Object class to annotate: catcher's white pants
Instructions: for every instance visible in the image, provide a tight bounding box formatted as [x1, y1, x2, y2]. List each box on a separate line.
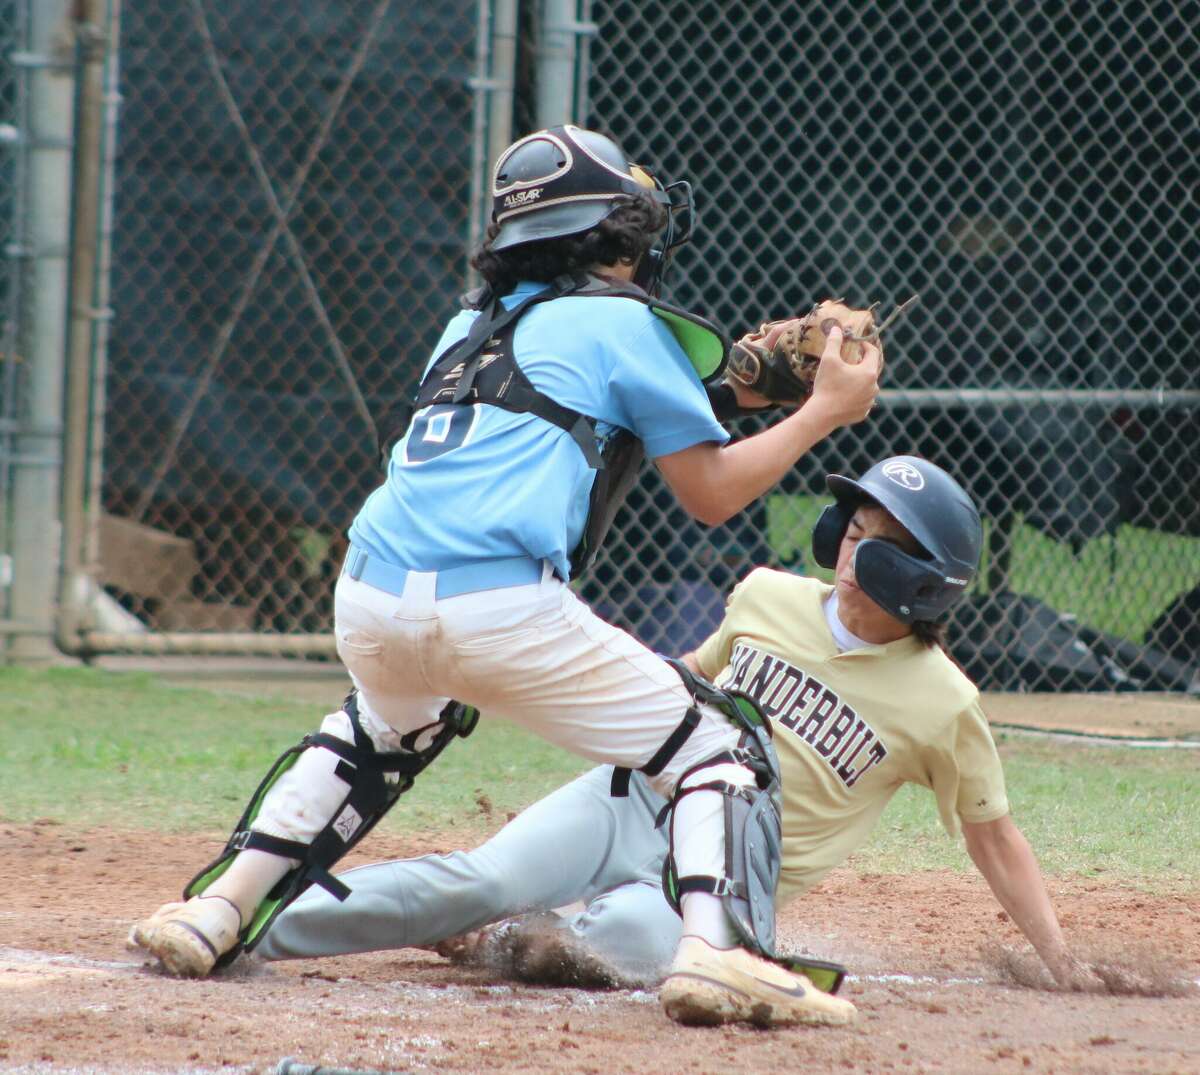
[252, 567, 746, 892]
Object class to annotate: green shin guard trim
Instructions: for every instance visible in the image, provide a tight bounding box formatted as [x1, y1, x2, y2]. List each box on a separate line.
[184, 695, 482, 967]
[777, 954, 848, 996]
[183, 743, 307, 902]
[183, 851, 236, 905]
[719, 777, 782, 957]
[243, 894, 284, 949]
[731, 693, 767, 729]
[179, 741, 311, 968]
[657, 664, 785, 959]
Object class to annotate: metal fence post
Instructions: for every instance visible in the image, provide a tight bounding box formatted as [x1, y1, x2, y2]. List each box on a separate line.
[488, 0, 517, 178]
[468, 0, 517, 278]
[535, 0, 595, 127]
[5, 0, 74, 662]
[0, 2, 30, 631]
[56, 0, 121, 655]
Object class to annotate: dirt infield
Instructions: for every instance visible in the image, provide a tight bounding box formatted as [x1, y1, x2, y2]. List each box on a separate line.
[6, 668, 1199, 1071]
[2, 823, 1197, 1075]
[983, 692, 1200, 742]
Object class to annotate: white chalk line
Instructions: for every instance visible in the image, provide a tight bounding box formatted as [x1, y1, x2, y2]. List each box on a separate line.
[855, 971, 985, 985]
[4, 946, 1197, 992]
[0, 945, 137, 972]
[992, 723, 1200, 750]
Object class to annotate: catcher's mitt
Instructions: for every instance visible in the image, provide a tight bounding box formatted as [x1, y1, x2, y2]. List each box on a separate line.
[726, 296, 917, 405]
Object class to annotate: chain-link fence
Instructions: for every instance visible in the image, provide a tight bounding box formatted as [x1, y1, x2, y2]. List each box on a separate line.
[0, 0, 24, 619]
[580, 0, 1200, 690]
[97, 0, 478, 639]
[36, 0, 1199, 689]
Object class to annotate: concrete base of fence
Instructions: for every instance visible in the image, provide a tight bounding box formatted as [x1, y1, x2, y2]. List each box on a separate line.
[80, 631, 337, 657]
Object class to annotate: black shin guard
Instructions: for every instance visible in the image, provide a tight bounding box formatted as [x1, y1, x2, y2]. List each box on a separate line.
[184, 692, 479, 967]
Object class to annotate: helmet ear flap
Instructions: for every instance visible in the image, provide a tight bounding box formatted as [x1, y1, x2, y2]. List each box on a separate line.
[812, 501, 852, 569]
[853, 541, 943, 623]
[632, 249, 662, 293]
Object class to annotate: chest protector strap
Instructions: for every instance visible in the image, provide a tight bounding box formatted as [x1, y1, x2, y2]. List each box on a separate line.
[416, 279, 603, 469]
[389, 275, 729, 576]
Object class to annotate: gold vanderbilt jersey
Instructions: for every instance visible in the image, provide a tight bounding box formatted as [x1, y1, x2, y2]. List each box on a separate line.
[694, 568, 1009, 903]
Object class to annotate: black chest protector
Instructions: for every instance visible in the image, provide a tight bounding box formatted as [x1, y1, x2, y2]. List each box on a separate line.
[385, 274, 730, 577]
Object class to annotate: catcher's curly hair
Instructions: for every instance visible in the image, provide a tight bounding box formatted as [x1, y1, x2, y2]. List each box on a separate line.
[472, 192, 666, 296]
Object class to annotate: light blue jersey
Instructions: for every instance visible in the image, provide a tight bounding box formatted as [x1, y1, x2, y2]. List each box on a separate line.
[349, 281, 729, 581]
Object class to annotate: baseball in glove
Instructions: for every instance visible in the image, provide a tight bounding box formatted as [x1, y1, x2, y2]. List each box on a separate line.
[726, 296, 918, 405]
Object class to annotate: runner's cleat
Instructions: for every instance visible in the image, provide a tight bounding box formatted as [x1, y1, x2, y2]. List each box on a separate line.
[661, 936, 857, 1028]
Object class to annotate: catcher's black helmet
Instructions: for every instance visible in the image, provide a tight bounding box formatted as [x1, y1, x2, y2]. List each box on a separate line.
[811, 456, 983, 623]
[489, 125, 693, 294]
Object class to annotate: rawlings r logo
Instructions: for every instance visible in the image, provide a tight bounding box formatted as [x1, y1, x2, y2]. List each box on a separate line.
[881, 460, 925, 491]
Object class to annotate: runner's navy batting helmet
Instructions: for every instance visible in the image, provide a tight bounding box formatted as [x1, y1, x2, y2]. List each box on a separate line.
[811, 456, 983, 623]
[488, 125, 693, 294]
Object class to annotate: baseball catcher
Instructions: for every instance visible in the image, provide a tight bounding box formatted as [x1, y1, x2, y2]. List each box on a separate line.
[130, 124, 883, 1029]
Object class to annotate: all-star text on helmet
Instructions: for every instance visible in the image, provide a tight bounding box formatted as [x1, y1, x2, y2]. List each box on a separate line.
[489, 124, 694, 295]
[811, 456, 983, 624]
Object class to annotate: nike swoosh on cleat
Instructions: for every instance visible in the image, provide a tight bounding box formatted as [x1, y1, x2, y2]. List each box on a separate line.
[666, 970, 811, 1001]
[749, 974, 810, 999]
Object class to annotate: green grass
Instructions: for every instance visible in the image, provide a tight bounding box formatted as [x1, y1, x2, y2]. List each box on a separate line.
[0, 667, 588, 834]
[1003, 521, 1200, 642]
[767, 494, 1200, 642]
[2, 668, 1197, 889]
[855, 732, 1200, 888]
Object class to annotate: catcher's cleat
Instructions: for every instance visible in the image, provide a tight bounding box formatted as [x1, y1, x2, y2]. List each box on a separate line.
[127, 895, 242, 978]
[660, 936, 857, 1029]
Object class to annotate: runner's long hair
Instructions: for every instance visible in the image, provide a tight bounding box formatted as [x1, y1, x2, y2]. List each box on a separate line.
[912, 620, 947, 648]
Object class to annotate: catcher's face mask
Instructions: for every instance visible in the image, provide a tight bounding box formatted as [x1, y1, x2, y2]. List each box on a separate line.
[631, 168, 694, 297]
